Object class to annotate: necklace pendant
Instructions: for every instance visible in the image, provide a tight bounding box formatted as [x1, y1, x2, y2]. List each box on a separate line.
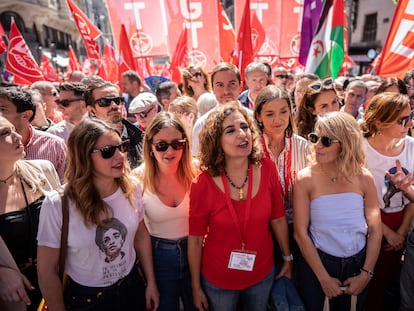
[331, 178, 337, 183]
[239, 188, 245, 201]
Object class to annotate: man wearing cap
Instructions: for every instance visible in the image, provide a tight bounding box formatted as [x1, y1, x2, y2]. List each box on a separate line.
[129, 92, 159, 132]
[85, 80, 143, 168]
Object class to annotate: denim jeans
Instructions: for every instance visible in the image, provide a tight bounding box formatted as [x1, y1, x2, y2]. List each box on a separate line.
[151, 236, 196, 311]
[297, 247, 367, 311]
[201, 266, 275, 311]
[400, 230, 414, 311]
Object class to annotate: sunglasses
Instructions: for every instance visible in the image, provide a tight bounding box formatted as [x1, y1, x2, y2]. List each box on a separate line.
[309, 78, 334, 91]
[191, 71, 202, 79]
[308, 133, 339, 147]
[152, 139, 186, 152]
[50, 91, 59, 97]
[55, 98, 84, 107]
[398, 111, 414, 127]
[94, 96, 124, 107]
[275, 74, 289, 79]
[91, 140, 130, 159]
[137, 105, 155, 118]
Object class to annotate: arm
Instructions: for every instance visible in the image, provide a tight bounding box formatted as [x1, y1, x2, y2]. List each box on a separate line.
[0, 266, 33, 306]
[343, 173, 382, 295]
[270, 217, 293, 279]
[397, 203, 414, 237]
[293, 174, 342, 299]
[386, 159, 414, 201]
[37, 246, 66, 311]
[134, 220, 159, 311]
[188, 235, 208, 311]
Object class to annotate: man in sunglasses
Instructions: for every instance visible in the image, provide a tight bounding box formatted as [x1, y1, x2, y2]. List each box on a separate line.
[31, 80, 63, 124]
[85, 80, 143, 168]
[129, 92, 159, 131]
[47, 82, 88, 142]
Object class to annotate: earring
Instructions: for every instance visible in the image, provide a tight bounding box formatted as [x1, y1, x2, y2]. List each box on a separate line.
[150, 151, 154, 157]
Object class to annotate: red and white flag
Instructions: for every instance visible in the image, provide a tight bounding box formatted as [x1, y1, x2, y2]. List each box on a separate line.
[66, 0, 101, 60]
[68, 45, 81, 72]
[218, 0, 235, 62]
[5, 19, 44, 84]
[377, 0, 414, 78]
[119, 24, 136, 74]
[251, 12, 266, 57]
[40, 54, 60, 82]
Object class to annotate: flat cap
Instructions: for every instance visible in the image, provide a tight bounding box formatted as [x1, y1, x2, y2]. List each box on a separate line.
[129, 92, 158, 113]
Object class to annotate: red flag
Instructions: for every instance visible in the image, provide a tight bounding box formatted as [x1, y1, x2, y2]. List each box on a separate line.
[66, 0, 101, 60]
[40, 55, 60, 82]
[251, 12, 266, 56]
[377, 0, 414, 78]
[97, 41, 119, 84]
[119, 24, 136, 73]
[0, 22, 6, 54]
[5, 19, 44, 84]
[234, 0, 253, 83]
[169, 27, 188, 84]
[68, 45, 81, 71]
[218, 0, 235, 62]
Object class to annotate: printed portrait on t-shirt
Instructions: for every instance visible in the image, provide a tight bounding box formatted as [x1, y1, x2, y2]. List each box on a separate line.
[95, 218, 128, 263]
[383, 166, 409, 209]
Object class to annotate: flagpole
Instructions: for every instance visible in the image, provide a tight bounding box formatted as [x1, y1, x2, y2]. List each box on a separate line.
[328, 40, 332, 78]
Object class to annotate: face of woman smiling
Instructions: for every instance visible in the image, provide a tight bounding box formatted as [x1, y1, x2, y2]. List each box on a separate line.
[221, 111, 252, 159]
[257, 98, 290, 137]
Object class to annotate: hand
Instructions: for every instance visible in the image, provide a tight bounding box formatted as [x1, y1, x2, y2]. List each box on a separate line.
[383, 229, 405, 251]
[319, 276, 343, 299]
[386, 160, 414, 193]
[0, 267, 33, 305]
[342, 273, 371, 296]
[145, 281, 159, 311]
[192, 287, 209, 311]
[275, 261, 293, 280]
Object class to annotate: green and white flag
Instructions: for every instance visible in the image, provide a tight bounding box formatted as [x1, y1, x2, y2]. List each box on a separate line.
[305, 0, 344, 78]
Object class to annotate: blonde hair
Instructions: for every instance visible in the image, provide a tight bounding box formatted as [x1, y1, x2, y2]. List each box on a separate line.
[309, 111, 365, 178]
[198, 102, 263, 176]
[137, 112, 198, 194]
[65, 117, 134, 227]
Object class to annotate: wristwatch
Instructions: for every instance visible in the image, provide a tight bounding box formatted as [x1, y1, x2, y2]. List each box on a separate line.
[360, 267, 374, 278]
[283, 254, 294, 261]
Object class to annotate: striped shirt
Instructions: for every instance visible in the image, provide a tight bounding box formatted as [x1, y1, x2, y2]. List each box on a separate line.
[24, 125, 66, 181]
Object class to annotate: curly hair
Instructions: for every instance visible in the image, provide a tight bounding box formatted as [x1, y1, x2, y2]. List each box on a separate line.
[198, 102, 263, 176]
[361, 92, 410, 138]
[65, 117, 134, 227]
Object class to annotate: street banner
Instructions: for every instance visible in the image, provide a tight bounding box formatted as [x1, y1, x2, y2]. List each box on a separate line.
[377, 0, 414, 78]
[105, 0, 169, 57]
[5, 19, 44, 84]
[305, 0, 344, 79]
[66, 0, 101, 59]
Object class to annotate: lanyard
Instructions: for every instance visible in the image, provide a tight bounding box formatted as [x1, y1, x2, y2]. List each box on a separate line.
[221, 165, 253, 251]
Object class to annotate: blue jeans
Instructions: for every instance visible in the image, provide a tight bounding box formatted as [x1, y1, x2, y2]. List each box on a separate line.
[400, 230, 414, 311]
[297, 247, 368, 311]
[201, 267, 275, 311]
[151, 236, 196, 311]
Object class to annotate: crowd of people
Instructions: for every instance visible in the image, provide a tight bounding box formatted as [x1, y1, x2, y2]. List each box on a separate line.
[0, 61, 414, 311]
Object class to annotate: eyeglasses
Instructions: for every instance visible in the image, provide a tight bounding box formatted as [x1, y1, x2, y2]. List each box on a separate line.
[274, 74, 289, 79]
[309, 79, 334, 91]
[91, 140, 130, 159]
[55, 98, 84, 107]
[50, 91, 58, 97]
[308, 133, 339, 147]
[137, 105, 155, 119]
[398, 111, 414, 127]
[152, 139, 186, 152]
[94, 96, 124, 107]
[191, 71, 202, 79]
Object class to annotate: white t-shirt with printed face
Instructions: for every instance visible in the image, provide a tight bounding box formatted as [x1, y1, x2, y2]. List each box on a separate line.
[37, 185, 144, 287]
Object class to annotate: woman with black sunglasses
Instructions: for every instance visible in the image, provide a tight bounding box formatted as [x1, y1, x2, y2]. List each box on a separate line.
[181, 66, 211, 102]
[294, 111, 382, 311]
[132, 112, 199, 311]
[295, 78, 340, 139]
[360, 92, 414, 310]
[37, 117, 159, 311]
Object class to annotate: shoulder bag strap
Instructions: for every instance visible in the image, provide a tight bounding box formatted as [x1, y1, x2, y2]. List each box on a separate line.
[58, 194, 69, 280]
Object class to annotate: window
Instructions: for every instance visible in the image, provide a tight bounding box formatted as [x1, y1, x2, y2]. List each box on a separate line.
[363, 13, 377, 42]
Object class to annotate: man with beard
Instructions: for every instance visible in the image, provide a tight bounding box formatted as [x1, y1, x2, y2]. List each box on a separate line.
[85, 80, 143, 168]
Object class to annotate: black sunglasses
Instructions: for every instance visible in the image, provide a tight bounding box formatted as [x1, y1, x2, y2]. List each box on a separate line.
[191, 71, 202, 79]
[138, 105, 155, 118]
[91, 140, 130, 159]
[308, 133, 339, 147]
[398, 111, 414, 127]
[152, 139, 186, 152]
[309, 78, 334, 91]
[275, 74, 289, 79]
[55, 98, 84, 107]
[94, 96, 124, 107]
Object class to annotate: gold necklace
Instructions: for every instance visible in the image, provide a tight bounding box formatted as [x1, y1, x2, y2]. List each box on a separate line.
[224, 166, 249, 200]
[0, 171, 15, 184]
[320, 165, 338, 183]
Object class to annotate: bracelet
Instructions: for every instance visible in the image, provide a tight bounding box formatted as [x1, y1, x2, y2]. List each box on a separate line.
[283, 254, 294, 261]
[360, 268, 374, 278]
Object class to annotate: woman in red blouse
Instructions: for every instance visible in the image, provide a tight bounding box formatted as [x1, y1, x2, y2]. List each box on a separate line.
[188, 102, 292, 311]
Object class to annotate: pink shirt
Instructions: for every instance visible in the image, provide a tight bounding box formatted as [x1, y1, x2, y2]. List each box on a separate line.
[189, 158, 285, 289]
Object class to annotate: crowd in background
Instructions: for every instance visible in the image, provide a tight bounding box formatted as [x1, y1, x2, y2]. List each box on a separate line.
[1, 61, 414, 311]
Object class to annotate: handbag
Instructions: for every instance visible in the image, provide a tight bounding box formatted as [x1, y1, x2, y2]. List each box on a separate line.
[323, 295, 357, 311]
[37, 194, 69, 311]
